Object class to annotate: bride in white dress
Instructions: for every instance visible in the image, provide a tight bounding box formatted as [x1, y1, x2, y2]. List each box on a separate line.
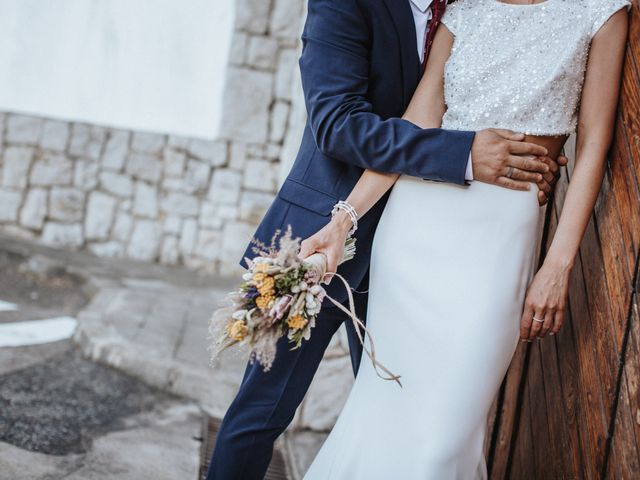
[300, 0, 630, 478]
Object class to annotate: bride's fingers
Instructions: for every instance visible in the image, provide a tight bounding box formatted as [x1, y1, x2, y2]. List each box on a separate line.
[550, 309, 565, 336]
[298, 239, 317, 260]
[528, 308, 546, 340]
[538, 310, 554, 338]
[520, 303, 534, 342]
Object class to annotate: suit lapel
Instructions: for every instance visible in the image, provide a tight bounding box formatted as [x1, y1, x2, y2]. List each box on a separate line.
[382, 0, 421, 107]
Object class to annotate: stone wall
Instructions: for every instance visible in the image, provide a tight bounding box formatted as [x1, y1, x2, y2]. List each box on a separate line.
[0, 0, 354, 438]
[0, 0, 306, 277]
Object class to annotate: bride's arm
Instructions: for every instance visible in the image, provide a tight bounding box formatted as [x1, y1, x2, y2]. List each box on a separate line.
[299, 25, 454, 273]
[521, 8, 629, 341]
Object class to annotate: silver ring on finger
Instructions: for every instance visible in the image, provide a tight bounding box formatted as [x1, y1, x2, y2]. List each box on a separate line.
[506, 166, 514, 178]
[532, 315, 545, 323]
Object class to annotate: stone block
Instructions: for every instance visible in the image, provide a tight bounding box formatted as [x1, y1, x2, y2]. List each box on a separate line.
[187, 139, 227, 167]
[69, 124, 106, 160]
[234, 0, 271, 33]
[41, 222, 84, 248]
[85, 191, 117, 240]
[133, 181, 159, 218]
[239, 191, 274, 223]
[194, 229, 220, 261]
[199, 201, 222, 229]
[112, 211, 133, 242]
[163, 215, 182, 235]
[228, 32, 248, 66]
[161, 176, 185, 192]
[243, 159, 278, 192]
[40, 120, 70, 151]
[0, 224, 36, 240]
[221, 221, 254, 267]
[269, 102, 290, 144]
[207, 169, 242, 204]
[73, 159, 100, 190]
[160, 236, 179, 265]
[271, 0, 305, 39]
[49, 187, 85, 222]
[6, 114, 43, 144]
[102, 130, 130, 171]
[30, 152, 73, 186]
[100, 171, 134, 198]
[246, 35, 279, 71]
[88, 241, 124, 258]
[126, 153, 162, 183]
[1, 146, 34, 188]
[0, 189, 22, 222]
[262, 143, 282, 161]
[167, 135, 189, 149]
[19, 188, 47, 230]
[182, 159, 210, 194]
[228, 142, 247, 170]
[163, 148, 187, 177]
[127, 220, 162, 261]
[131, 131, 166, 154]
[179, 218, 198, 255]
[161, 192, 200, 216]
[219, 67, 273, 144]
[275, 48, 299, 101]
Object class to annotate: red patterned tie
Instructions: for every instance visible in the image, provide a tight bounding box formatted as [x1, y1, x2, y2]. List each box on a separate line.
[422, 0, 448, 73]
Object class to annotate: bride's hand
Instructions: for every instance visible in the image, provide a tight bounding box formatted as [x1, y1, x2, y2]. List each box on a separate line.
[299, 212, 353, 282]
[519, 259, 572, 341]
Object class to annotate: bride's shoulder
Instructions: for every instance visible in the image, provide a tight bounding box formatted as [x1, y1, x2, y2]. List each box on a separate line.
[441, 0, 492, 35]
[580, 0, 631, 38]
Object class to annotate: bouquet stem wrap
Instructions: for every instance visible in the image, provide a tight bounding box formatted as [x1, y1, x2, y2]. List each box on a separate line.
[304, 253, 402, 387]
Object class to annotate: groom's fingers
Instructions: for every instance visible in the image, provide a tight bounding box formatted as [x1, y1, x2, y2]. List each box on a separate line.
[493, 129, 525, 141]
[496, 176, 530, 191]
[508, 154, 549, 173]
[507, 140, 548, 157]
[507, 167, 543, 183]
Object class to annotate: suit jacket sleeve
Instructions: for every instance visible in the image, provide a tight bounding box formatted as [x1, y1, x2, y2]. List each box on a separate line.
[300, 0, 474, 184]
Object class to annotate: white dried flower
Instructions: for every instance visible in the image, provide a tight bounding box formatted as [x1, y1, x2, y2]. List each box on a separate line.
[309, 285, 323, 295]
[232, 309, 248, 320]
[299, 281, 308, 291]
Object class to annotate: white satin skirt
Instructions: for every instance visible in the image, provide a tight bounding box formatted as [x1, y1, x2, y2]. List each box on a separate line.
[305, 175, 544, 479]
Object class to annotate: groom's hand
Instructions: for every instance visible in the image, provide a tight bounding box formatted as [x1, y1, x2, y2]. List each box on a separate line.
[471, 128, 551, 196]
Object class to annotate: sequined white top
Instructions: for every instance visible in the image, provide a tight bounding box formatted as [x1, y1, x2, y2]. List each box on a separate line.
[440, 0, 631, 136]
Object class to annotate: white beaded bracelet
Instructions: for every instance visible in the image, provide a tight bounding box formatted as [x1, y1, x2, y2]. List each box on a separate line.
[331, 200, 358, 236]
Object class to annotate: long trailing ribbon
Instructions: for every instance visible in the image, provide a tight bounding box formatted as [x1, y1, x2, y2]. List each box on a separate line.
[304, 253, 402, 387]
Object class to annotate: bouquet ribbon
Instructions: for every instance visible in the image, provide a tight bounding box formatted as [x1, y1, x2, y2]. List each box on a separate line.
[304, 253, 402, 387]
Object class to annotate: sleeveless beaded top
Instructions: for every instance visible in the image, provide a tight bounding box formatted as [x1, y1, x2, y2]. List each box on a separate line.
[440, 0, 630, 136]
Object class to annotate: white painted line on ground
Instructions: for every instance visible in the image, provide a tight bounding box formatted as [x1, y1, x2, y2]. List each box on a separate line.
[0, 316, 78, 347]
[0, 300, 18, 312]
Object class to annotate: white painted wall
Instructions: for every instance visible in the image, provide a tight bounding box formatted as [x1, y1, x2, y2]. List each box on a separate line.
[0, 0, 234, 139]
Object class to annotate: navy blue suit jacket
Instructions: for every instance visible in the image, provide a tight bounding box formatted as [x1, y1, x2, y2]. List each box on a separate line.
[242, 0, 475, 301]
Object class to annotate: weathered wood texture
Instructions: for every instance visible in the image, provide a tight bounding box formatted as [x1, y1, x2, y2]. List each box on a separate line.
[487, 3, 640, 478]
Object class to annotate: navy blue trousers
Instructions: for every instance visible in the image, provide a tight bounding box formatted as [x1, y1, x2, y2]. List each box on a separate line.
[205, 279, 368, 480]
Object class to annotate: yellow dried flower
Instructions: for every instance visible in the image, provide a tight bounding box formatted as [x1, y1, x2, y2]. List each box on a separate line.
[254, 263, 269, 273]
[260, 276, 275, 291]
[253, 272, 267, 283]
[256, 294, 274, 311]
[287, 314, 307, 330]
[227, 320, 249, 341]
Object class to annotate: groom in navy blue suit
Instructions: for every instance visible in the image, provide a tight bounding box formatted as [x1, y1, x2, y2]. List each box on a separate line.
[206, 1, 564, 478]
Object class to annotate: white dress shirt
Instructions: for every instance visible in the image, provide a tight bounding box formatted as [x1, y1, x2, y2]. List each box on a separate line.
[408, 0, 474, 181]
